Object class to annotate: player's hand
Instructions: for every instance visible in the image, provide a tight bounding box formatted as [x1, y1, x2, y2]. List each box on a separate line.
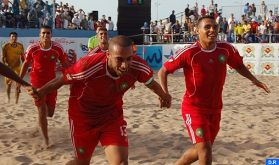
[25, 86, 40, 100]
[252, 80, 270, 93]
[159, 93, 172, 108]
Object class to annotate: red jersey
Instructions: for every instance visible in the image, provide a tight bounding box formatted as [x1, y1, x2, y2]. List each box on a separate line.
[25, 41, 67, 85]
[164, 42, 243, 114]
[63, 53, 153, 125]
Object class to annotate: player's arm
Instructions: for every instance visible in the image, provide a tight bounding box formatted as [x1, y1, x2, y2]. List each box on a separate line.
[145, 78, 171, 108]
[2, 45, 7, 64]
[236, 64, 270, 93]
[19, 60, 30, 80]
[158, 66, 170, 94]
[0, 62, 30, 86]
[34, 75, 65, 99]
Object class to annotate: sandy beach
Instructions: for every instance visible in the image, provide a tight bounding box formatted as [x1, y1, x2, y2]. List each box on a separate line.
[0, 73, 278, 165]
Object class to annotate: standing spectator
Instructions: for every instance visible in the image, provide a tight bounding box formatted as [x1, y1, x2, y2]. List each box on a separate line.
[55, 11, 63, 29]
[100, 14, 108, 28]
[208, 0, 215, 16]
[72, 13, 81, 29]
[251, 3, 256, 17]
[19, 0, 27, 13]
[150, 21, 158, 43]
[221, 17, 229, 41]
[272, 18, 279, 43]
[185, 4, 190, 19]
[157, 19, 165, 42]
[268, 10, 276, 23]
[244, 3, 249, 17]
[27, 7, 38, 28]
[169, 10, 176, 25]
[12, 0, 20, 16]
[260, 1, 267, 18]
[88, 15, 95, 30]
[200, 5, 206, 17]
[106, 16, 114, 31]
[42, 12, 52, 27]
[80, 14, 88, 30]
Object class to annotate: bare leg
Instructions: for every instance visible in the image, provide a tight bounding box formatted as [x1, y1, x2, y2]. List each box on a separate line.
[175, 141, 212, 165]
[104, 145, 128, 165]
[6, 83, 11, 103]
[37, 103, 49, 147]
[175, 146, 198, 165]
[195, 141, 212, 165]
[47, 106, 55, 117]
[66, 159, 91, 165]
[15, 86, 20, 104]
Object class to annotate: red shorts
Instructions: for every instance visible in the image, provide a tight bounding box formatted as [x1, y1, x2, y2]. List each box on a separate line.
[69, 116, 128, 160]
[31, 80, 57, 108]
[182, 112, 221, 144]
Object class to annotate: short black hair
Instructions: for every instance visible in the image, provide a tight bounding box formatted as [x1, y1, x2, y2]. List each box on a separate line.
[40, 25, 52, 33]
[9, 32, 18, 37]
[197, 15, 215, 27]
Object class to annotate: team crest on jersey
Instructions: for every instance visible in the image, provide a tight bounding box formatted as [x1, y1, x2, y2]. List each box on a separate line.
[218, 54, 226, 64]
[66, 74, 73, 80]
[77, 147, 86, 155]
[195, 128, 204, 138]
[120, 81, 128, 91]
[50, 55, 56, 60]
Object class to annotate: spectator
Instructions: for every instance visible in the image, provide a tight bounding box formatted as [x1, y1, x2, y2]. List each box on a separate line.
[88, 15, 95, 30]
[80, 14, 88, 30]
[200, 5, 206, 17]
[251, 3, 256, 17]
[260, 1, 267, 18]
[244, 3, 249, 17]
[71, 13, 81, 29]
[258, 21, 268, 42]
[100, 14, 108, 28]
[169, 10, 176, 25]
[208, 0, 215, 16]
[106, 16, 114, 31]
[55, 10, 63, 29]
[185, 4, 190, 19]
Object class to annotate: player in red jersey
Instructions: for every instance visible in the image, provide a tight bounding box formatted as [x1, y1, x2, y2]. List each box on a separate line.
[19, 25, 71, 147]
[28, 35, 171, 165]
[158, 16, 270, 165]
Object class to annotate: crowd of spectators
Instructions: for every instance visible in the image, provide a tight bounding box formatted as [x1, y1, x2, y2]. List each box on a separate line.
[145, 0, 279, 43]
[0, 0, 114, 30]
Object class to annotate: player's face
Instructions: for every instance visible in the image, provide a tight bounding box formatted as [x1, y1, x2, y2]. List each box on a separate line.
[10, 34, 17, 43]
[108, 45, 133, 77]
[40, 28, 52, 43]
[197, 18, 218, 44]
[97, 30, 108, 44]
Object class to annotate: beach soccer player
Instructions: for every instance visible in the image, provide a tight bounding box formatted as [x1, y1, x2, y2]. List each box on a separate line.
[29, 35, 171, 165]
[19, 25, 71, 147]
[158, 16, 270, 165]
[2, 32, 25, 103]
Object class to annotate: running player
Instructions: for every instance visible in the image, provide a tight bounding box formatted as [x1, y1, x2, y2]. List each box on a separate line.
[19, 25, 70, 147]
[2, 32, 24, 103]
[30, 35, 171, 165]
[158, 16, 270, 165]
